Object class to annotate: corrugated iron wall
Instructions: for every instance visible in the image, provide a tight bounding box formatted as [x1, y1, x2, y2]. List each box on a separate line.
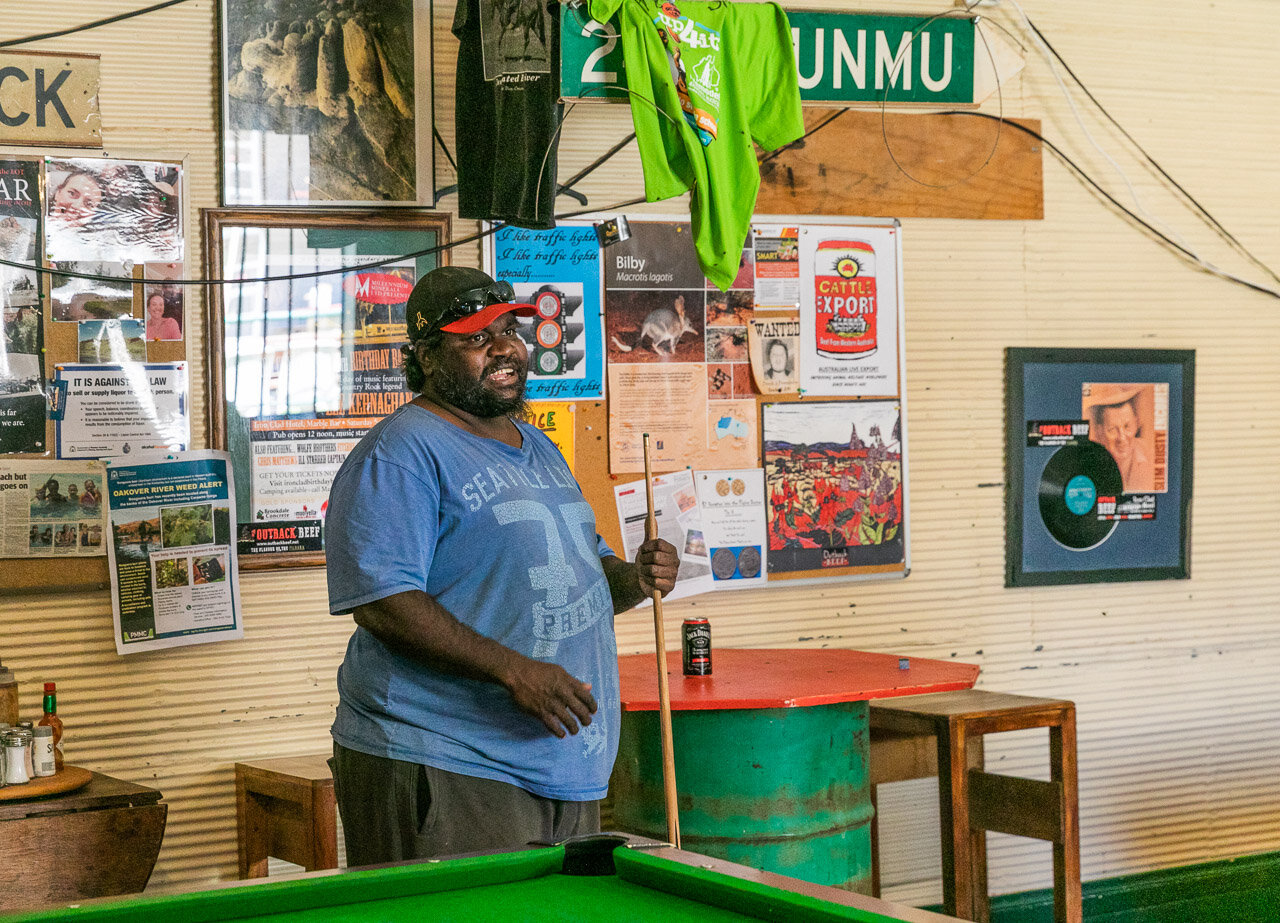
[2, 0, 1278, 907]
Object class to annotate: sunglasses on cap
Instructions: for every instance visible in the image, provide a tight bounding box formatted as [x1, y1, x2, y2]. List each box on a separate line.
[444, 281, 518, 321]
[429, 279, 537, 335]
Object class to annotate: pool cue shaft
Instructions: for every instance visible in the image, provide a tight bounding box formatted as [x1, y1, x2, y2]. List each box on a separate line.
[642, 434, 681, 848]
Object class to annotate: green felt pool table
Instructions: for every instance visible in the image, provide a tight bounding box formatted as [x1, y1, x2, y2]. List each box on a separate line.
[3, 835, 962, 923]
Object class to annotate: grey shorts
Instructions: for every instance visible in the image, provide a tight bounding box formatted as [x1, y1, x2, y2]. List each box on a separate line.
[329, 742, 601, 867]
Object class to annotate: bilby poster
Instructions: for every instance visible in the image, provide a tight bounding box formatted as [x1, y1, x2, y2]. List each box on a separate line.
[604, 220, 757, 473]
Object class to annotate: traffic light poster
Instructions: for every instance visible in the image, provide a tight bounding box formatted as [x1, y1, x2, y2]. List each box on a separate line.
[489, 223, 605, 400]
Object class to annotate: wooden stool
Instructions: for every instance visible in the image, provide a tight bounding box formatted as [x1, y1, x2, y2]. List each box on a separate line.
[869, 690, 1081, 923]
[235, 754, 337, 879]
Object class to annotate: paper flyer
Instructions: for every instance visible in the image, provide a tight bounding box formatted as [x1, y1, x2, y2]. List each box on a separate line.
[747, 315, 800, 394]
[694, 468, 768, 589]
[751, 224, 800, 310]
[0, 460, 107, 557]
[51, 362, 189, 459]
[798, 224, 901, 397]
[528, 402, 576, 474]
[246, 416, 375, 526]
[105, 450, 242, 654]
[613, 468, 713, 603]
[489, 223, 606, 400]
[0, 157, 45, 455]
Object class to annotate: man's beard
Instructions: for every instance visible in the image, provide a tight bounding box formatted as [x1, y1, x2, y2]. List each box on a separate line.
[432, 356, 529, 419]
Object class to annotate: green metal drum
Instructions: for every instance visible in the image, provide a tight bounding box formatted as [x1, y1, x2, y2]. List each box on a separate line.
[610, 700, 873, 892]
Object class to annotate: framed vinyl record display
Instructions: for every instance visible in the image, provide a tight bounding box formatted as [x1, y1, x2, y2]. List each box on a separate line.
[1005, 347, 1195, 587]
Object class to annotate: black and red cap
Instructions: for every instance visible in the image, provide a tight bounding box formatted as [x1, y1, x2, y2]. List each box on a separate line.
[406, 266, 536, 340]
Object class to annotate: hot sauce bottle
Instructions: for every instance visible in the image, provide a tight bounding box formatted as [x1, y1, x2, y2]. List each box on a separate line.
[37, 682, 63, 771]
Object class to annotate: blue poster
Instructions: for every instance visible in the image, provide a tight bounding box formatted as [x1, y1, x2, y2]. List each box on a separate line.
[491, 224, 604, 400]
[1006, 348, 1194, 587]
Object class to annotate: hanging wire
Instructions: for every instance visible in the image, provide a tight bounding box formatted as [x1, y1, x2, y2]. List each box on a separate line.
[1005, 0, 1280, 288]
[947, 111, 1279, 300]
[0, 0, 193, 48]
[879, 5, 1005, 189]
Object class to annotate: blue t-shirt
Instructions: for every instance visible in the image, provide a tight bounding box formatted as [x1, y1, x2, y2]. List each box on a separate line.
[325, 403, 619, 801]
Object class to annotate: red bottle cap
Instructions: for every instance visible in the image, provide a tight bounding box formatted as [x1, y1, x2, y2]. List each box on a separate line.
[44, 682, 55, 692]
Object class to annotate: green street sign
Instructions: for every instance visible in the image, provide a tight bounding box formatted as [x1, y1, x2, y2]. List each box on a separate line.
[561, 8, 976, 106]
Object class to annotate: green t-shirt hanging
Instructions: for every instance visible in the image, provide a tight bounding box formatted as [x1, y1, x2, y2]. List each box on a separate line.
[588, 0, 803, 289]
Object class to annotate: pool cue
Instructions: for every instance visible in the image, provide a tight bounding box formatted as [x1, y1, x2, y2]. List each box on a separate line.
[642, 433, 681, 848]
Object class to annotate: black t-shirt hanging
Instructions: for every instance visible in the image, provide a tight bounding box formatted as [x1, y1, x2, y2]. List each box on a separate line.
[453, 0, 561, 229]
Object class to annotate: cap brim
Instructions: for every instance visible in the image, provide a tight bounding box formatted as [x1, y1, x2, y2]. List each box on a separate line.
[439, 302, 537, 334]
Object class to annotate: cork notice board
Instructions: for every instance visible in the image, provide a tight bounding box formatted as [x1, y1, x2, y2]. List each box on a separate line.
[2, 154, 186, 594]
[496, 215, 910, 592]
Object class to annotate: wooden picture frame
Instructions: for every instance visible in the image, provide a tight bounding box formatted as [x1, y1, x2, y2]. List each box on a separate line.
[204, 207, 450, 570]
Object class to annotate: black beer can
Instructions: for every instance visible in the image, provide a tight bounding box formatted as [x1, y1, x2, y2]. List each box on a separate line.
[682, 618, 712, 675]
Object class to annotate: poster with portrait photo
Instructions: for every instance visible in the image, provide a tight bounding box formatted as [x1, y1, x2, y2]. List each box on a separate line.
[1005, 348, 1194, 587]
[1081, 382, 1167, 494]
[143, 262, 184, 342]
[748, 316, 799, 394]
[45, 157, 182, 263]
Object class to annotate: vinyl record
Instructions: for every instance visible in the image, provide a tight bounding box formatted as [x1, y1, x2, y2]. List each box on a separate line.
[1037, 442, 1121, 550]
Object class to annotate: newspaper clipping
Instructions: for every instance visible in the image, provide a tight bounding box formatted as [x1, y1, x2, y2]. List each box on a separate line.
[0, 460, 107, 556]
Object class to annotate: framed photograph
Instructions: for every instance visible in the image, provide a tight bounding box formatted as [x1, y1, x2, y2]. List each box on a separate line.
[1005, 347, 1195, 587]
[204, 207, 450, 569]
[219, 0, 434, 205]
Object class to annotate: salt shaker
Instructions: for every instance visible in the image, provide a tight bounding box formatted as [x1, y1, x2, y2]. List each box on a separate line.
[2, 729, 29, 785]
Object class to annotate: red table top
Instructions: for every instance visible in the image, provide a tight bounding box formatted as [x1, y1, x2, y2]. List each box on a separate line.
[617, 648, 980, 711]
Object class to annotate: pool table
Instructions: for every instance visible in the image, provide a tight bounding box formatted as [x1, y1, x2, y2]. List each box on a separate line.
[4, 834, 963, 922]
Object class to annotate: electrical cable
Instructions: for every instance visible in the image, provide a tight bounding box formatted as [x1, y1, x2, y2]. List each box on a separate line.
[1015, 7, 1280, 288]
[1003, 0, 1188, 252]
[945, 111, 1279, 300]
[879, 7, 1004, 189]
[0, 90, 849, 288]
[433, 125, 459, 174]
[0, 0, 193, 49]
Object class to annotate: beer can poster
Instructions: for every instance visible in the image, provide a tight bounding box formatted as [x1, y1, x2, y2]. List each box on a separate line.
[798, 224, 901, 397]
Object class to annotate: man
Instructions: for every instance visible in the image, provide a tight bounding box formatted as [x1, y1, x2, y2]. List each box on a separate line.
[763, 338, 791, 382]
[1086, 385, 1154, 492]
[325, 266, 679, 867]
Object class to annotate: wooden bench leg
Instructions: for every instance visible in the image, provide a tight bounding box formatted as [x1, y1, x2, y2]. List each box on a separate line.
[1051, 709, 1082, 923]
[936, 720, 973, 920]
[235, 768, 270, 879]
[309, 777, 338, 871]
